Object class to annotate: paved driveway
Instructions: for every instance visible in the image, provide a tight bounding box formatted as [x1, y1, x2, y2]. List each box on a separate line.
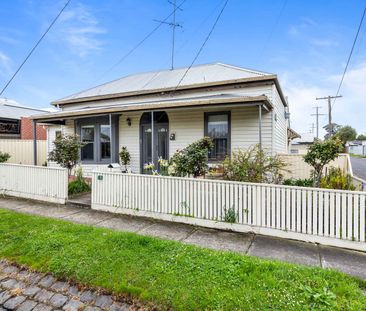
[350, 156, 366, 180]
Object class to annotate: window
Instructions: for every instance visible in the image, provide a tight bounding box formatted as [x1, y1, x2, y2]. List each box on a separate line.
[55, 130, 62, 139]
[100, 125, 111, 159]
[76, 116, 119, 163]
[0, 119, 20, 135]
[81, 125, 95, 161]
[205, 112, 230, 161]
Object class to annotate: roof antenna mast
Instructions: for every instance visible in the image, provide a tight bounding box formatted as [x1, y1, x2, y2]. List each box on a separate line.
[154, 0, 183, 70]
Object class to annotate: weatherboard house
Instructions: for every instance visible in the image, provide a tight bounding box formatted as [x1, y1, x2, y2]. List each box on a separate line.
[32, 63, 296, 174]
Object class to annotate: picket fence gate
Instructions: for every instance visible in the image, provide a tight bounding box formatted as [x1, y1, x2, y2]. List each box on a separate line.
[0, 164, 68, 204]
[91, 172, 366, 251]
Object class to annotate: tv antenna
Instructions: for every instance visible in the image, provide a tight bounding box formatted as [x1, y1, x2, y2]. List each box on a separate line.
[154, 0, 183, 70]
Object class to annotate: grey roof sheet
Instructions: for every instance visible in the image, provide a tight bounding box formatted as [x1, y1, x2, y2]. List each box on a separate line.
[58, 63, 272, 102]
[0, 99, 47, 120]
[32, 93, 270, 121]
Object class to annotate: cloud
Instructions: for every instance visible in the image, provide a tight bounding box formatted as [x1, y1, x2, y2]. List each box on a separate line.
[288, 17, 317, 37]
[56, 3, 106, 57]
[0, 35, 20, 45]
[0, 51, 12, 77]
[281, 61, 366, 137]
[309, 38, 339, 47]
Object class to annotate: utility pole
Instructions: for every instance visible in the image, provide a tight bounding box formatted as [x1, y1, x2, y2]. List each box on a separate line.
[311, 106, 326, 139]
[154, 0, 183, 70]
[316, 95, 342, 137]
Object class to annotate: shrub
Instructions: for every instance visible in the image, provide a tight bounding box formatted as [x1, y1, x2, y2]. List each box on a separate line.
[223, 145, 288, 184]
[170, 137, 214, 178]
[48, 135, 85, 176]
[0, 151, 10, 163]
[143, 162, 156, 175]
[320, 167, 355, 190]
[68, 166, 91, 195]
[223, 206, 237, 223]
[303, 138, 343, 187]
[158, 157, 170, 176]
[283, 178, 313, 187]
[119, 146, 131, 172]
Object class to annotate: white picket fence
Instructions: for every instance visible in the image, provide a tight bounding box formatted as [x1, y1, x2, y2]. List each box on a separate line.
[0, 164, 68, 204]
[91, 172, 366, 252]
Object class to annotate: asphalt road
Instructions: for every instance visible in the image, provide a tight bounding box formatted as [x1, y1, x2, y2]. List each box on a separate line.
[350, 156, 366, 180]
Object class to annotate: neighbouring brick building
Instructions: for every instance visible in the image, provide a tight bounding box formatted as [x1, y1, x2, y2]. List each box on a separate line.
[0, 98, 48, 139]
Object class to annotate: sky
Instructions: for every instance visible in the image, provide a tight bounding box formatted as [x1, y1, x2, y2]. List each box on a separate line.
[0, 0, 365, 137]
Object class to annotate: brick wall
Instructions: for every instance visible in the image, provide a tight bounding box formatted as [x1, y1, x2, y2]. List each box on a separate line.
[20, 117, 47, 140]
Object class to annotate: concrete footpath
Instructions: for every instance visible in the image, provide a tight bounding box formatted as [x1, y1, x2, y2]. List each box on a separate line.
[0, 197, 366, 280]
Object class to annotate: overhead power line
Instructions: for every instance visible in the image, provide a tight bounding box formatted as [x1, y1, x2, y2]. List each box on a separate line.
[331, 6, 366, 110]
[175, 0, 226, 56]
[257, 0, 288, 64]
[174, 0, 229, 91]
[0, 0, 72, 96]
[311, 106, 326, 139]
[89, 0, 187, 87]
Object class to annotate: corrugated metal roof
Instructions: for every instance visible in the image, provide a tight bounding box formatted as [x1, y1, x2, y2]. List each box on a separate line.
[0, 98, 47, 120]
[292, 133, 315, 144]
[32, 94, 271, 121]
[57, 63, 272, 103]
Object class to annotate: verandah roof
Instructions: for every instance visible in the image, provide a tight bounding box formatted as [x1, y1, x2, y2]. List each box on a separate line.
[30, 94, 272, 123]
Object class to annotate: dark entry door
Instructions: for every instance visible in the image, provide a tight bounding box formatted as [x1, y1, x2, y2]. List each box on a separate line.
[156, 124, 169, 162]
[140, 111, 169, 172]
[141, 125, 153, 167]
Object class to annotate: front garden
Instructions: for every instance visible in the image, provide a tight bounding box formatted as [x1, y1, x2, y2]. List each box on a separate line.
[0, 208, 365, 310]
[48, 132, 356, 194]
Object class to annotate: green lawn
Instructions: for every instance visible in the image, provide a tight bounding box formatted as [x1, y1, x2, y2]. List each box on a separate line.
[0, 208, 365, 310]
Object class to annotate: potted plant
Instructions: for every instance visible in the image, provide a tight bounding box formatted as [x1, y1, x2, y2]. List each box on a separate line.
[119, 146, 131, 173]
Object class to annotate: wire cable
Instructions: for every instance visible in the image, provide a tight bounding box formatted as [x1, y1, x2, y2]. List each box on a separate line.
[331, 6, 366, 109]
[173, 0, 229, 91]
[256, 0, 287, 64]
[0, 0, 72, 96]
[175, 0, 225, 56]
[88, 0, 187, 88]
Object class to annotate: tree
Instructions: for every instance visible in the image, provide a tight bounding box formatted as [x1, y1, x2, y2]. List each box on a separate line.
[357, 133, 366, 140]
[170, 137, 214, 177]
[323, 123, 341, 140]
[0, 151, 10, 163]
[334, 125, 357, 145]
[303, 138, 343, 187]
[119, 146, 131, 172]
[48, 135, 84, 176]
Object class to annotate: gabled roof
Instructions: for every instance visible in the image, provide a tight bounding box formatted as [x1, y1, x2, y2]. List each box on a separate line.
[54, 63, 277, 106]
[0, 98, 47, 120]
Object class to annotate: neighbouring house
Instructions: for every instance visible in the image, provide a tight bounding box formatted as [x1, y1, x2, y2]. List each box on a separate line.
[0, 98, 47, 139]
[31, 63, 297, 174]
[346, 140, 366, 156]
[289, 132, 315, 154]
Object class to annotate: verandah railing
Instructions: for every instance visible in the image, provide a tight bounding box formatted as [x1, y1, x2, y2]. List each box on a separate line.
[91, 172, 366, 251]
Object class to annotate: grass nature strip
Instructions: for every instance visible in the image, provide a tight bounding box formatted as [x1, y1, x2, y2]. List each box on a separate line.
[0, 208, 365, 310]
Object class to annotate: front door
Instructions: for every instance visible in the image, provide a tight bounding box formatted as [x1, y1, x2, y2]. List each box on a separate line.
[140, 112, 169, 173]
[141, 125, 153, 167]
[156, 124, 169, 163]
